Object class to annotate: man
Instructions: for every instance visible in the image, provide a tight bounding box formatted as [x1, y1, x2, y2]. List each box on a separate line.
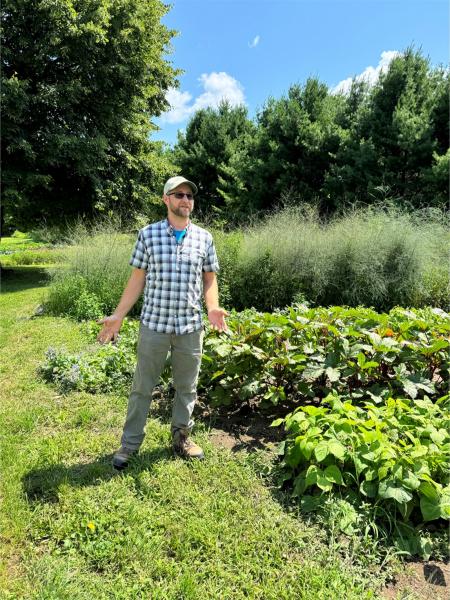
[97, 176, 227, 469]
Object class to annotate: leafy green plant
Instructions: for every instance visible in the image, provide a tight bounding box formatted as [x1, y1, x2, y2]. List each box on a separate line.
[201, 305, 449, 412]
[39, 320, 139, 393]
[272, 391, 450, 556]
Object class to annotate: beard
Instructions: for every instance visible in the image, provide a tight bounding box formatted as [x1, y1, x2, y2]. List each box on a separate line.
[169, 201, 193, 218]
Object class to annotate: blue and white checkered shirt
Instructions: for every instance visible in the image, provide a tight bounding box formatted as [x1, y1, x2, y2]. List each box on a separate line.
[129, 219, 220, 334]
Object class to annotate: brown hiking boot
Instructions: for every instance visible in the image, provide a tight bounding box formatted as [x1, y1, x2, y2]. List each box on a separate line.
[172, 429, 204, 460]
[112, 446, 137, 470]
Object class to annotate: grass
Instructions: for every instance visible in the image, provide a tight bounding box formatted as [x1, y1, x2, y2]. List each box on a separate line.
[1, 267, 390, 599]
[0, 232, 66, 268]
[230, 204, 449, 311]
[44, 223, 136, 318]
[42, 205, 449, 322]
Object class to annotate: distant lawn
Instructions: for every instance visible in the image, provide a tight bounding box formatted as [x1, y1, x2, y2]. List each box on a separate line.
[0, 267, 388, 599]
[0, 232, 66, 268]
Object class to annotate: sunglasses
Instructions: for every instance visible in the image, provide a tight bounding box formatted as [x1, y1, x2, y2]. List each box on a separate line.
[168, 192, 194, 200]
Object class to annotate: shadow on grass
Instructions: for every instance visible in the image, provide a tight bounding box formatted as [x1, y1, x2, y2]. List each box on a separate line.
[0, 266, 51, 293]
[23, 447, 171, 504]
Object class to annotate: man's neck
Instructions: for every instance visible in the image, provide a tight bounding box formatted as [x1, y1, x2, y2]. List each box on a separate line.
[167, 215, 189, 230]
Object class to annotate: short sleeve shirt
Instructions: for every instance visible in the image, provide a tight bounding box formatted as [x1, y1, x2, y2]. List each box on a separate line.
[129, 219, 220, 334]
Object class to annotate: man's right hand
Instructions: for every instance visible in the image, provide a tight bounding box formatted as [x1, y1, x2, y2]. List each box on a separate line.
[97, 315, 123, 344]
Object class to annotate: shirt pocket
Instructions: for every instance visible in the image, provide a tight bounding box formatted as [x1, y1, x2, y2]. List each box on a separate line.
[179, 248, 204, 269]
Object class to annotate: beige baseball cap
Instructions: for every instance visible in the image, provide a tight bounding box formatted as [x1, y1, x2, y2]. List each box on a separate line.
[163, 176, 198, 196]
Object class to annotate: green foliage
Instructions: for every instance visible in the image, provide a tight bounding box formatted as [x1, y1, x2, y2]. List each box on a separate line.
[325, 48, 449, 209]
[1, 0, 179, 231]
[173, 48, 448, 217]
[200, 305, 449, 412]
[173, 102, 254, 221]
[42, 205, 449, 322]
[0, 233, 46, 253]
[228, 205, 449, 312]
[226, 78, 346, 214]
[41, 305, 450, 411]
[209, 228, 243, 309]
[0, 248, 65, 266]
[4, 276, 382, 600]
[39, 303, 450, 558]
[273, 392, 450, 555]
[44, 223, 138, 318]
[39, 320, 139, 393]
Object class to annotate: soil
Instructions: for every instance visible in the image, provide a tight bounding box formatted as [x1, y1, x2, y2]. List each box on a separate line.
[382, 560, 449, 599]
[202, 406, 284, 453]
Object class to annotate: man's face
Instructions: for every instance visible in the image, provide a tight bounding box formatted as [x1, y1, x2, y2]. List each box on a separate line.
[164, 184, 195, 219]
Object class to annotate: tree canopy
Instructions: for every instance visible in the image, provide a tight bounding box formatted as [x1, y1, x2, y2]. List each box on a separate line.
[1, 0, 179, 231]
[173, 48, 448, 222]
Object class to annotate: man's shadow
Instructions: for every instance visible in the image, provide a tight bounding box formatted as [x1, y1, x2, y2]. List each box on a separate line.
[23, 448, 170, 504]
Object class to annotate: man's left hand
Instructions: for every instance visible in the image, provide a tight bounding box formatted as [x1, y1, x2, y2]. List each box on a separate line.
[207, 307, 228, 332]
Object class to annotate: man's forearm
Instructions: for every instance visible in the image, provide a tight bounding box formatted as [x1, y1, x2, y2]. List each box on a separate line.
[203, 273, 219, 311]
[113, 269, 146, 319]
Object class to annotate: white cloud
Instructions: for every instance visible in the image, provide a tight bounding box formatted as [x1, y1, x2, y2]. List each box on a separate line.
[248, 35, 260, 48]
[161, 72, 246, 124]
[163, 88, 193, 124]
[331, 50, 402, 95]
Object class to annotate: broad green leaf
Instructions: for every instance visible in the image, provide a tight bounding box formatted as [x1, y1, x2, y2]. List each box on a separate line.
[285, 442, 302, 468]
[364, 468, 378, 482]
[316, 474, 333, 492]
[270, 418, 284, 427]
[306, 427, 323, 437]
[302, 366, 325, 381]
[440, 489, 450, 519]
[427, 339, 449, 353]
[300, 495, 323, 513]
[360, 480, 378, 498]
[418, 481, 440, 501]
[378, 480, 413, 504]
[314, 441, 329, 462]
[299, 438, 314, 460]
[211, 370, 225, 380]
[292, 475, 307, 497]
[305, 465, 320, 487]
[410, 445, 428, 458]
[328, 440, 346, 460]
[430, 428, 447, 445]
[402, 379, 419, 399]
[378, 465, 391, 480]
[324, 464, 343, 485]
[302, 406, 327, 417]
[325, 367, 341, 382]
[402, 471, 421, 490]
[420, 495, 441, 522]
[214, 343, 232, 357]
[362, 360, 379, 369]
[277, 441, 286, 456]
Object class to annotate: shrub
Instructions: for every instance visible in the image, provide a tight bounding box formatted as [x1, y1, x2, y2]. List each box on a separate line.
[39, 320, 139, 393]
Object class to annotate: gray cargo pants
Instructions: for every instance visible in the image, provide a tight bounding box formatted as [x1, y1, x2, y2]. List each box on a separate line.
[121, 323, 204, 450]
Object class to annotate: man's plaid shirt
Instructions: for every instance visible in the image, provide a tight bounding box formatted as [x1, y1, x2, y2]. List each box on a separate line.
[129, 219, 220, 334]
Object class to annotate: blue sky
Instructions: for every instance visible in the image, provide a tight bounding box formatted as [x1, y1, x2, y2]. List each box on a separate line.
[153, 0, 449, 145]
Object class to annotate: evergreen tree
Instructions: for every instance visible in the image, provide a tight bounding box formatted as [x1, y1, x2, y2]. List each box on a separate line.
[172, 102, 253, 219]
[225, 79, 345, 214]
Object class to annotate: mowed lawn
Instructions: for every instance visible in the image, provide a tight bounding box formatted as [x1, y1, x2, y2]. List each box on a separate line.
[1, 268, 384, 599]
